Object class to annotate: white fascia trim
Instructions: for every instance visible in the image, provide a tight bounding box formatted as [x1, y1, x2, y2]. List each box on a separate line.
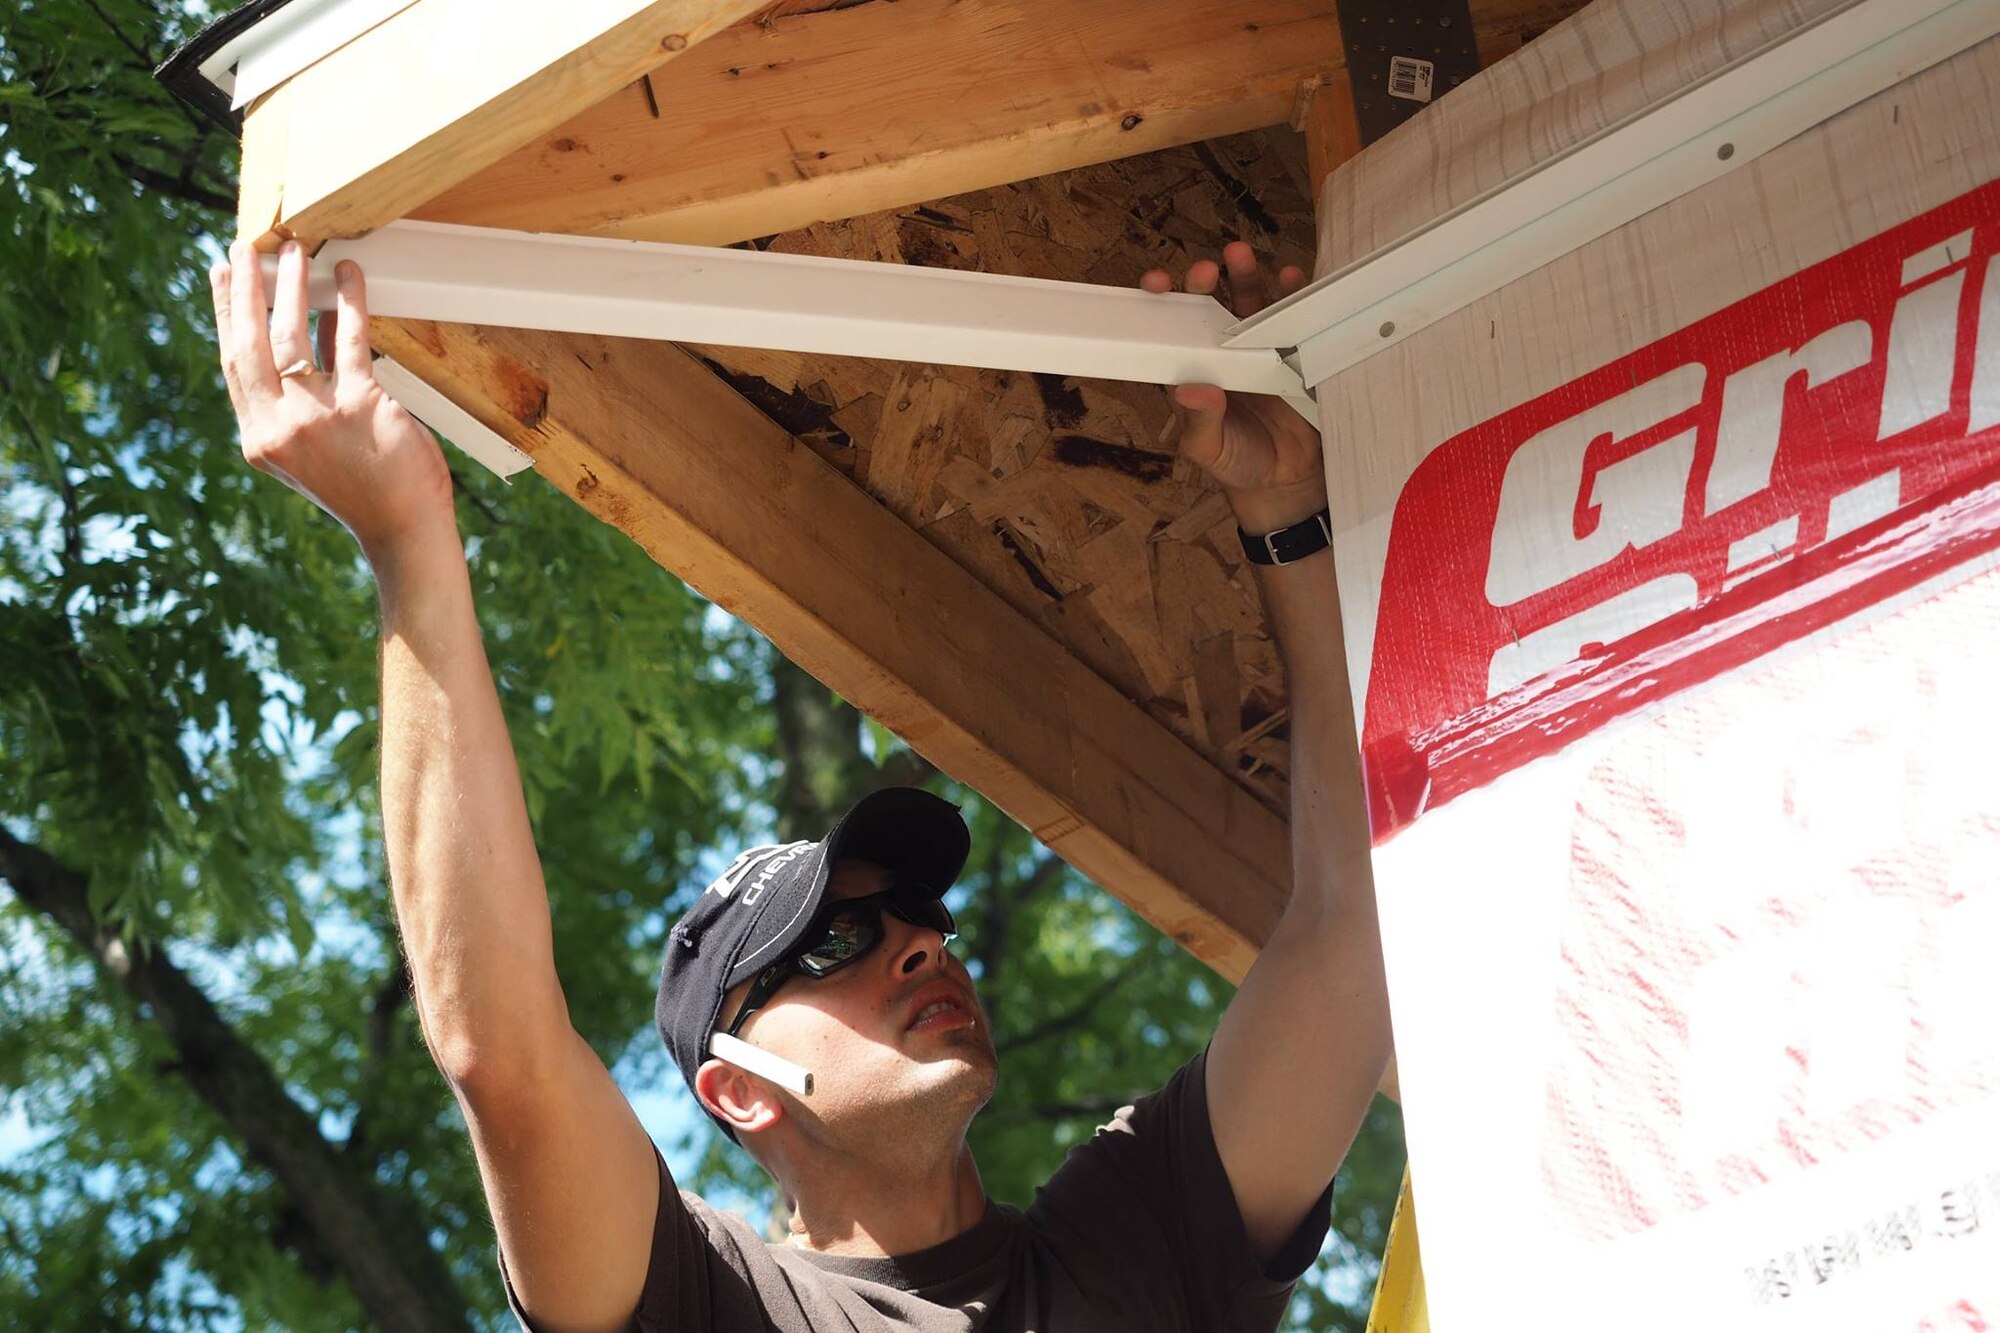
[373, 355, 535, 479]
[1228, 0, 2000, 384]
[291, 221, 1317, 417]
[195, 0, 419, 109]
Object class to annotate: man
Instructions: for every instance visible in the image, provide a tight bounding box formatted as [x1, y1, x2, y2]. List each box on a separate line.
[209, 235, 1391, 1331]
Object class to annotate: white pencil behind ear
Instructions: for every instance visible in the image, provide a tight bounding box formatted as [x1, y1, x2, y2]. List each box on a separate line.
[709, 1031, 815, 1097]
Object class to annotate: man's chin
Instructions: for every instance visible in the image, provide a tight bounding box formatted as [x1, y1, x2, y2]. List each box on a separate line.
[915, 1043, 999, 1103]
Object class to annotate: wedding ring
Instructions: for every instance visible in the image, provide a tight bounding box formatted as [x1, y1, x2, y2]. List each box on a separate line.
[277, 358, 319, 381]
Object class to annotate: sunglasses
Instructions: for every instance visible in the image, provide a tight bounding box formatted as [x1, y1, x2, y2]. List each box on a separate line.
[724, 885, 957, 1038]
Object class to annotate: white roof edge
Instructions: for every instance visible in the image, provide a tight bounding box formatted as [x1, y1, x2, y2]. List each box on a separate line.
[191, 0, 418, 108]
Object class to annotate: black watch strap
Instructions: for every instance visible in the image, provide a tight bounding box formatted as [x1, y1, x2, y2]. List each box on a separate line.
[1239, 508, 1333, 567]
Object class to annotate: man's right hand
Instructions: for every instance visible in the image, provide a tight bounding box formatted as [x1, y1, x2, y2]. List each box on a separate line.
[216, 239, 665, 1329]
[210, 240, 453, 562]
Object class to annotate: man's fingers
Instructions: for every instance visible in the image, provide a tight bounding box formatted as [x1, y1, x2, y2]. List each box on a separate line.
[227, 238, 278, 396]
[269, 242, 313, 373]
[1170, 383, 1229, 472]
[1222, 241, 1267, 317]
[1147, 249, 1298, 314]
[209, 259, 233, 346]
[331, 261, 375, 380]
[209, 262, 247, 413]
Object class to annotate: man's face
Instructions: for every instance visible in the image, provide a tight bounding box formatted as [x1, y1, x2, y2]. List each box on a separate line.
[716, 860, 998, 1143]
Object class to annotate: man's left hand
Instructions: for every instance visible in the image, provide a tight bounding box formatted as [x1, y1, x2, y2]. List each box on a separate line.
[1140, 243, 1326, 534]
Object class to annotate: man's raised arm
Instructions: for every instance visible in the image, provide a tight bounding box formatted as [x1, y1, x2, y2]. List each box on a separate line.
[1144, 245, 1395, 1267]
[212, 242, 659, 1332]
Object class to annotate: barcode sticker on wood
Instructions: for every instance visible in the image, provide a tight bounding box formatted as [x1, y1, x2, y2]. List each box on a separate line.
[1387, 55, 1435, 103]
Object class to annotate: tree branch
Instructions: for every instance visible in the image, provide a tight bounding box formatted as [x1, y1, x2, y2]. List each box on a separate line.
[769, 654, 879, 837]
[366, 964, 411, 1064]
[447, 464, 506, 529]
[0, 370, 84, 576]
[343, 963, 412, 1162]
[873, 746, 939, 791]
[58, 467, 83, 573]
[995, 965, 1137, 1056]
[111, 152, 234, 214]
[0, 827, 474, 1333]
[974, 849, 1068, 983]
[971, 837, 1011, 982]
[81, 0, 155, 67]
[1014, 851, 1069, 906]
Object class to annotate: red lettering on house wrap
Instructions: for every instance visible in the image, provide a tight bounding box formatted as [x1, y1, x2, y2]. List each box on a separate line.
[1362, 177, 2000, 841]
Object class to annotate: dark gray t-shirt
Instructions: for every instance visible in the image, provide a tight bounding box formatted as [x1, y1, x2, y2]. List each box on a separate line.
[507, 1048, 1334, 1331]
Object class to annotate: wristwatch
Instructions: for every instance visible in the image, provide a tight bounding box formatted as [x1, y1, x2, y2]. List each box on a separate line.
[1238, 508, 1333, 567]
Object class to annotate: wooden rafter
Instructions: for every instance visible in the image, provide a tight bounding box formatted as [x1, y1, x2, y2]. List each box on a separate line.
[1302, 71, 1365, 210]
[237, 0, 767, 249]
[413, 0, 1569, 247]
[369, 316, 1294, 984]
[411, 0, 1343, 245]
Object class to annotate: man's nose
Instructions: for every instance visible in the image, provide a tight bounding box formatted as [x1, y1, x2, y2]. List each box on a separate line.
[885, 911, 946, 976]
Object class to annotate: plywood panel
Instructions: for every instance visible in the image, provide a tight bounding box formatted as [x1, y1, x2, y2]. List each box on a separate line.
[692, 128, 1321, 816]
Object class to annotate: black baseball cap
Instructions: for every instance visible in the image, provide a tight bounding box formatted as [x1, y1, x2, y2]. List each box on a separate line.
[655, 787, 971, 1133]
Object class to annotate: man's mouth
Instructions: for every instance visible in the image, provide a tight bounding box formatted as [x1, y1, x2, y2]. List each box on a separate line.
[905, 987, 976, 1032]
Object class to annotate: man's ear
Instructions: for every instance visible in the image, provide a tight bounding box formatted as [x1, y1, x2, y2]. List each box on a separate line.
[696, 1056, 784, 1136]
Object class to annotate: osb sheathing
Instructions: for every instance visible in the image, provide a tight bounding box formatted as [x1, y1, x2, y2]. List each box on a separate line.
[689, 126, 1316, 816]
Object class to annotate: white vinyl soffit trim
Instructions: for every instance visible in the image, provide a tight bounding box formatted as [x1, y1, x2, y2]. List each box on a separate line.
[289, 222, 1319, 417]
[1227, 0, 2000, 384]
